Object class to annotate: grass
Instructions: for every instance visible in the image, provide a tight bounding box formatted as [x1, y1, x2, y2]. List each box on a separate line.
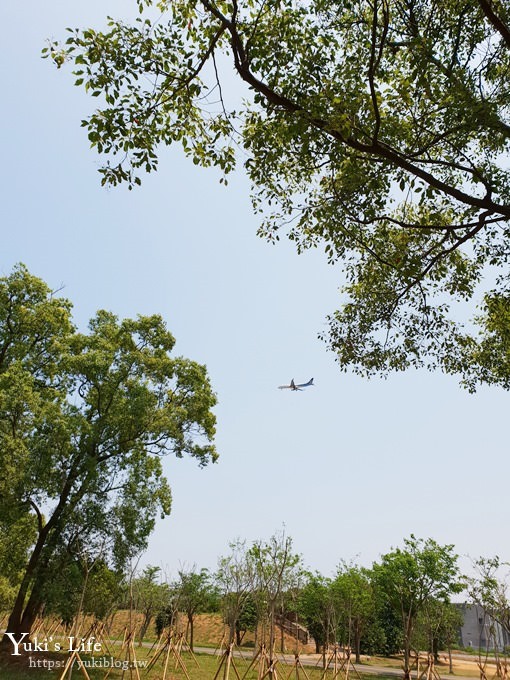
[0, 644, 406, 680]
[0, 613, 501, 679]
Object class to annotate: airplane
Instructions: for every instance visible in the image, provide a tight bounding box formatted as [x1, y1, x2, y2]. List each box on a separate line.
[278, 378, 314, 391]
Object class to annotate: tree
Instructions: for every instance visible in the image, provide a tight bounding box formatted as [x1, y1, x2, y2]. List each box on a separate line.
[155, 587, 182, 637]
[413, 600, 463, 673]
[468, 556, 510, 663]
[373, 536, 464, 680]
[78, 560, 125, 622]
[0, 264, 217, 643]
[175, 567, 218, 651]
[40, 554, 124, 628]
[235, 595, 258, 646]
[370, 598, 404, 657]
[133, 566, 170, 643]
[333, 564, 376, 663]
[249, 531, 302, 667]
[216, 539, 257, 646]
[298, 573, 335, 656]
[51, 0, 510, 388]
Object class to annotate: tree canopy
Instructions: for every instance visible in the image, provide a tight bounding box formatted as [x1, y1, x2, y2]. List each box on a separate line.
[50, 0, 510, 388]
[373, 536, 464, 680]
[0, 264, 217, 639]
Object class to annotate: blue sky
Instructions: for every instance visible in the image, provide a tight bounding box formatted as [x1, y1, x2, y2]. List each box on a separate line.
[2, 1, 508, 580]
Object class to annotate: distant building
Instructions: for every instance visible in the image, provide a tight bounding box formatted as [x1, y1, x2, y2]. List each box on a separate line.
[457, 603, 510, 651]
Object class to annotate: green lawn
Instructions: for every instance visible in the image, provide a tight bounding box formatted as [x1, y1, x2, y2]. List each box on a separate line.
[0, 647, 403, 680]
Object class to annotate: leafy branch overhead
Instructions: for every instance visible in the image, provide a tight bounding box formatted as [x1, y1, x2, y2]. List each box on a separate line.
[49, 0, 510, 388]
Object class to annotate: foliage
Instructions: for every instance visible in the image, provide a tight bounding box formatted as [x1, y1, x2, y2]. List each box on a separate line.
[413, 599, 463, 660]
[175, 567, 219, 650]
[249, 531, 302, 607]
[299, 565, 396, 658]
[236, 594, 258, 643]
[298, 573, 334, 654]
[333, 564, 376, 662]
[468, 556, 510, 644]
[41, 556, 124, 626]
[373, 535, 464, 679]
[50, 0, 510, 388]
[0, 515, 37, 611]
[155, 582, 182, 636]
[0, 264, 217, 639]
[216, 539, 257, 645]
[248, 530, 302, 654]
[367, 599, 403, 657]
[133, 566, 170, 642]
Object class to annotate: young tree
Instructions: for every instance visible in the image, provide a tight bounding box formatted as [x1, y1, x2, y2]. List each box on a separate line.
[468, 556, 510, 670]
[40, 553, 124, 629]
[133, 566, 170, 643]
[414, 600, 463, 673]
[155, 587, 182, 637]
[298, 573, 335, 657]
[176, 567, 218, 651]
[333, 564, 376, 663]
[235, 595, 258, 646]
[249, 531, 302, 669]
[469, 557, 510, 639]
[216, 539, 257, 646]
[0, 264, 217, 643]
[373, 536, 464, 680]
[52, 0, 510, 388]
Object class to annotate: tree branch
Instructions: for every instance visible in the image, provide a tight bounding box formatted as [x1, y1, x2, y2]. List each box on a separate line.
[200, 0, 510, 220]
[368, 0, 390, 143]
[477, 0, 510, 49]
[29, 500, 44, 536]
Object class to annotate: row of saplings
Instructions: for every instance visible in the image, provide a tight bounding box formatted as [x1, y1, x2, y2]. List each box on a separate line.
[3, 535, 507, 680]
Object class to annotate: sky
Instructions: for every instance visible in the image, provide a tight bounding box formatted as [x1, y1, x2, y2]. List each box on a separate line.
[1, 1, 508, 583]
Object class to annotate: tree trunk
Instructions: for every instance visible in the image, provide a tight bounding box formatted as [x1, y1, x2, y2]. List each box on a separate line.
[269, 604, 276, 680]
[2, 524, 51, 644]
[20, 590, 43, 636]
[403, 616, 414, 680]
[2, 473, 77, 646]
[228, 618, 236, 646]
[188, 613, 194, 652]
[354, 622, 361, 664]
[403, 648, 411, 680]
[139, 611, 152, 646]
[433, 637, 439, 663]
[355, 638, 361, 663]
